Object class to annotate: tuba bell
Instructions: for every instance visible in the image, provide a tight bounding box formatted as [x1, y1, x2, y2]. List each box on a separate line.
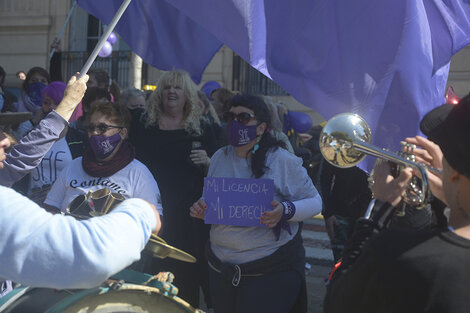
[319, 113, 431, 209]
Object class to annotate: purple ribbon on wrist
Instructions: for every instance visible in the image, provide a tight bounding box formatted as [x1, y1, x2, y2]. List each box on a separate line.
[273, 201, 296, 241]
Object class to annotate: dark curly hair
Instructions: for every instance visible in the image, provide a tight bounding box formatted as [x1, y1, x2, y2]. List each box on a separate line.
[82, 87, 112, 114]
[89, 69, 121, 103]
[229, 94, 286, 178]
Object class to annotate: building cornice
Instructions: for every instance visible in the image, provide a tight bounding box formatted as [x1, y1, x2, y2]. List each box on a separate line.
[0, 16, 51, 31]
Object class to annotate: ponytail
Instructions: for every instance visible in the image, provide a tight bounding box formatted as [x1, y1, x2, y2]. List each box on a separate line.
[250, 131, 286, 178]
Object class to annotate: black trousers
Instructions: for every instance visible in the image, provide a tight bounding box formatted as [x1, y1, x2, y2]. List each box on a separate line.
[209, 265, 301, 313]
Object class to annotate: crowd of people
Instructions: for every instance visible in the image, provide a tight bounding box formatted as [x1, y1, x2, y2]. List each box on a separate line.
[0, 58, 324, 313]
[1, 50, 470, 313]
[0, 73, 161, 292]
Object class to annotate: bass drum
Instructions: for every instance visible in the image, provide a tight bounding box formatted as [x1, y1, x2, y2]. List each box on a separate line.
[0, 283, 198, 313]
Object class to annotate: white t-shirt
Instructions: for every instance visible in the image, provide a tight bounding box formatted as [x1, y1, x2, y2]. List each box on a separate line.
[44, 158, 163, 215]
[30, 137, 73, 190]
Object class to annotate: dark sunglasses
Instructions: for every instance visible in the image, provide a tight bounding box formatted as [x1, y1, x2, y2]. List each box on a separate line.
[223, 111, 256, 125]
[84, 123, 124, 134]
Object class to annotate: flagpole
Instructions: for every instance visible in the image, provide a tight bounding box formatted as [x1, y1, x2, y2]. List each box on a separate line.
[79, 0, 132, 77]
[49, 0, 77, 60]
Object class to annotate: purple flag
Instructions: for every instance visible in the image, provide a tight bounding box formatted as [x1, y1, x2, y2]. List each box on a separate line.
[167, 0, 470, 169]
[78, 0, 470, 168]
[76, 0, 223, 84]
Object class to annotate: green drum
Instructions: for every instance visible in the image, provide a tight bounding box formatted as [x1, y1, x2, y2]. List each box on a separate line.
[0, 269, 199, 313]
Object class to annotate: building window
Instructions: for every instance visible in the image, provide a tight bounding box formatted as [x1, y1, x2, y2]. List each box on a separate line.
[87, 15, 103, 54]
[232, 54, 288, 96]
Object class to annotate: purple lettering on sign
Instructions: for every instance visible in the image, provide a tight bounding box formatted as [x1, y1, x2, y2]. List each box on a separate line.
[203, 177, 274, 227]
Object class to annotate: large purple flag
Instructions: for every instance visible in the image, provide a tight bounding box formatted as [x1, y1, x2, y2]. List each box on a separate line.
[168, 0, 470, 155]
[76, 0, 223, 84]
[78, 0, 470, 167]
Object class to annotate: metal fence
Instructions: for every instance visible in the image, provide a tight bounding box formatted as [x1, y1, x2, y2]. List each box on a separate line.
[61, 51, 287, 95]
[61, 51, 132, 88]
[232, 54, 288, 96]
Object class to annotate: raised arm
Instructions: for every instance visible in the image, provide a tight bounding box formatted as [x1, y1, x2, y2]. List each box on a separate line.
[0, 74, 88, 187]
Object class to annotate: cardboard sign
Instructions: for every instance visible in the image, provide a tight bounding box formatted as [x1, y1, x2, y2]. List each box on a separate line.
[203, 177, 274, 227]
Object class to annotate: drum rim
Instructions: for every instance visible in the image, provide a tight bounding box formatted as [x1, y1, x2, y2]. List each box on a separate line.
[43, 283, 196, 313]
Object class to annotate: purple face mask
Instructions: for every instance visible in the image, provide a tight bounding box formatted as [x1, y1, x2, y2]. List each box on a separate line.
[89, 133, 122, 159]
[226, 120, 258, 147]
[27, 82, 47, 107]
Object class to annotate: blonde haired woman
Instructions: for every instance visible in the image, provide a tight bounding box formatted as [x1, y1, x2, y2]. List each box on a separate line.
[130, 70, 219, 309]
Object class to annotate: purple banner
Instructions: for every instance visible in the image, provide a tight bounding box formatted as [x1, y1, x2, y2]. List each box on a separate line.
[203, 177, 274, 227]
[78, 0, 470, 172]
[76, 0, 222, 84]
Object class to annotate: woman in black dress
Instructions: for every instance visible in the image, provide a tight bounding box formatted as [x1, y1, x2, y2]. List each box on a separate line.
[130, 70, 218, 309]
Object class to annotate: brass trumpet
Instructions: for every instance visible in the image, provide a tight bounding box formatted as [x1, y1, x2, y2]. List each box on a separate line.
[319, 113, 432, 209]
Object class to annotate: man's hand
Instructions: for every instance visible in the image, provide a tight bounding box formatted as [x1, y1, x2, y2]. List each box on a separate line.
[370, 160, 413, 207]
[51, 38, 62, 53]
[405, 136, 446, 204]
[190, 149, 210, 168]
[55, 73, 88, 121]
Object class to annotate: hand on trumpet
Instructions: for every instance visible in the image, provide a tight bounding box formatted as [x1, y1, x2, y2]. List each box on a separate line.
[405, 136, 446, 205]
[370, 160, 413, 207]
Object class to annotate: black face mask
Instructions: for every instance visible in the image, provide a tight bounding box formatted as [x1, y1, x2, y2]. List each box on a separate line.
[128, 107, 144, 118]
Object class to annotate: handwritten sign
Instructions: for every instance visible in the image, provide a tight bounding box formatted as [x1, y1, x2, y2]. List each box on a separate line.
[203, 177, 274, 227]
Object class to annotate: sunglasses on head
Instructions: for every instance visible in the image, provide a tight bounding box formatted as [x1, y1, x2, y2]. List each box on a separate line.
[84, 123, 123, 134]
[223, 111, 256, 125]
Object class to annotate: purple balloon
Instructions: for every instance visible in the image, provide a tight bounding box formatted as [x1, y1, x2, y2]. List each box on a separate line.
[287, 111, 313, 133]
[107, 32, 117, 45]
[98, 41, 113, 58]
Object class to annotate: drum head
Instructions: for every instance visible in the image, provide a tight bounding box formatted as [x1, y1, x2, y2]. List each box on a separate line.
[1, 284, 197, 313]
[59, 286, 197, 313]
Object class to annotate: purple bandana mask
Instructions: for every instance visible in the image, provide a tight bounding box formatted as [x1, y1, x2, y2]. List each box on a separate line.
[226, 120, 258, 147]
[26, 82, 47, 108]
[89, 133, 122, 159]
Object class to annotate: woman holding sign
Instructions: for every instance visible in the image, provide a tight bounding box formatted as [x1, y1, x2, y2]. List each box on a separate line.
[190, 95, 322, 313]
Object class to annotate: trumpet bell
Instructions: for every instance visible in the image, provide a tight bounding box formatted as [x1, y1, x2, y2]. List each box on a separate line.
[319, 113, 372, 168]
